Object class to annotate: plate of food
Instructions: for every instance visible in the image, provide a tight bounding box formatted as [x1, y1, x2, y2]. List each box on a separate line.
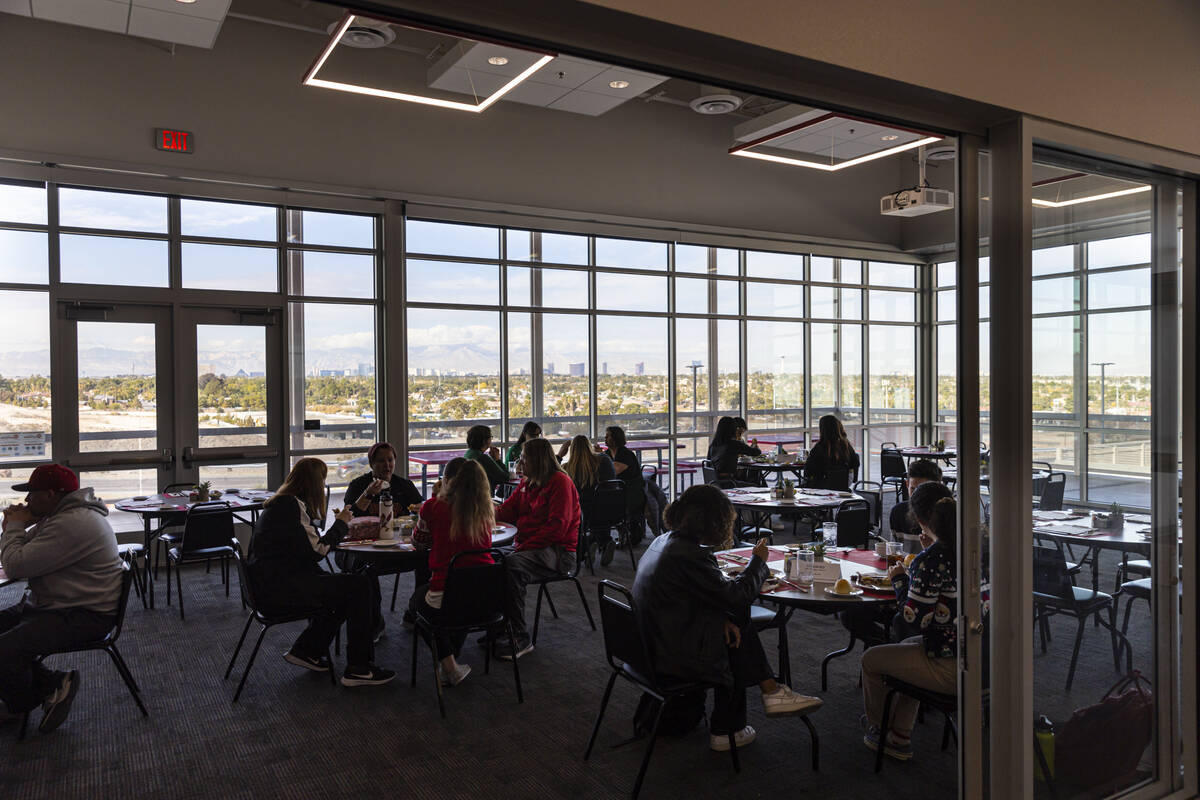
[823, 578, 863, 597]
[722, 564, 784, 580]
[857, 574, 894, 591]
[372, 540, 402, 548]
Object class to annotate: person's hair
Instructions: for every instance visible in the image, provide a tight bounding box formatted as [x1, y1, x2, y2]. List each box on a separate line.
[367, 442, 396, 464]
[436, 457, 469, 499]
[909, 481, 956, 549]
[515, 421, 542, 446]
[732, 417, 748, 434]
[466, 424, 493, 450]
[266, 457, 328, 520]
[907, 459, 943, 483]
[663, 484, 737, 548]
[815, 414, 854, 463]
[711, 416, 737, 446]
[444, 460, 494, 544]
[605, 425, 627, 449]
[521, 438, 562, 487]
[562, 434, 600, 488]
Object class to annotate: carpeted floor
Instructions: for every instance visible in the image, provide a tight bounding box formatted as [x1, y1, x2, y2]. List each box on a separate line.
[0, 506, 1158, 800]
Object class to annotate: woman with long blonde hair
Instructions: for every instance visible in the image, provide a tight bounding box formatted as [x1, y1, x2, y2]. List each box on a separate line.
[248, 457, 394, 686]
[409, 460, 496, 686]
[561, 434, 616, 491]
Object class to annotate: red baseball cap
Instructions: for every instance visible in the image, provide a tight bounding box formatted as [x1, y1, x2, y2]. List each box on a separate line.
[13, 464, 79, 493]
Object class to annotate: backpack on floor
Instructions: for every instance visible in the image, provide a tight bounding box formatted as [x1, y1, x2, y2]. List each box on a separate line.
[633, 690, 707, 738]
[1055, 670, 1153, 789]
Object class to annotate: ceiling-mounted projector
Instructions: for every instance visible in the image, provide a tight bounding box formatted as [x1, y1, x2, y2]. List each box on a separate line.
[881, 186, 954, 217]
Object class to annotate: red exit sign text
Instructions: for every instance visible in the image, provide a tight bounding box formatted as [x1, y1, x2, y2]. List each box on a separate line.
[154, 128, 194, 153]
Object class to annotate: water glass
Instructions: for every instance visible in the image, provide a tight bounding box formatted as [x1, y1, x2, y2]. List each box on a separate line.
[795, 550, 815, 587]
[822, 522, 838, 548]
[886, 540, 903, 565]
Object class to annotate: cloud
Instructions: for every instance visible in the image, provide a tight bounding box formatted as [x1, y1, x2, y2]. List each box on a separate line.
[313, 331, 375, 350]
[406, 324, 497, 347]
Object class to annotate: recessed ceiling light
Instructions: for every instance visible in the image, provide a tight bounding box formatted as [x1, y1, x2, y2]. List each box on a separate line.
[1032, 185, 1151, 208]
[732, 136, 943, 172]
[175, 0, 198, 4]
[609, 80, 631, 89]
[488, 56, 509, 66]
[880, 134, 899, 141]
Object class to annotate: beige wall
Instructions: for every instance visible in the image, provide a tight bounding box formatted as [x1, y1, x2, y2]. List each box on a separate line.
[582, 0, 1200, 157]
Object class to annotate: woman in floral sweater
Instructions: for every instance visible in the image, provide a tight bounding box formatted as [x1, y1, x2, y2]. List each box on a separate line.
[860, 481, 958, 762]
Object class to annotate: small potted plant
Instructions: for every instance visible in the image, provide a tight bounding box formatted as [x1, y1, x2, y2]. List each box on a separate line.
[781, 477, 796, 500]
[195, 481, 212, 502]
[806, 541, 827, 562]
[1106, 501, 1124, 530]
[936, 439, 946, 451]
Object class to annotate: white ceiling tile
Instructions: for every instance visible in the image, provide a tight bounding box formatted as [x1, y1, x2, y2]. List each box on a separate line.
[825, 141, 880, 159]
[501, 79, 572, 107]
[32, 0, 129, 33]
[427, 65, 510, 100]
[131, 0, 229, 22]
[128, 5, 219, 47]
[576, 67, 666, 98]
[526, 55, 607, 89]
[438, 41, 546, 79]
[546, 89, 624, 116]
[0, 0, 33, 16]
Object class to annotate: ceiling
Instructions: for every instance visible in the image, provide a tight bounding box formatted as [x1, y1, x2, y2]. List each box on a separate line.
[0, 0, 232, 48]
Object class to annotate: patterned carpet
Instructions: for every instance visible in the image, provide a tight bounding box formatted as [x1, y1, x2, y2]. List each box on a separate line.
[0, 510, 1154, 800]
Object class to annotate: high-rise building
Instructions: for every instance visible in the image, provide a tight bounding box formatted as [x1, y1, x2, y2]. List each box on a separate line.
[568, 362, 585, 377]
[602, 362, 608, 375]
[635, 362, 645, 376]
[545, 362, 555, 375]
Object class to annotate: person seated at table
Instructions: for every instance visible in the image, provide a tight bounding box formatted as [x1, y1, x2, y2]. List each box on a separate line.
[732, 417, 751, 441]
[605, 425, 647, 548]
[0, 464, 123, 733]
[633, 484, 822, 751]
[803, 414, 860, 490]
[560, 434, 616, 562]
[860, 481, 957, 761]
[344, 442, 422, 517]
[706, 416, 761, 481]
[247, 457, 394, 687]
[464, 424, 511, 490]
[493, 438, 581, 660]
[889, 459, 943, 554]
[409, 460, 495, 687]
[505, 421, 542, 466]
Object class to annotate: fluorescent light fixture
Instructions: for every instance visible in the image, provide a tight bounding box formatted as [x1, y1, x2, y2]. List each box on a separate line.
[732, 136, 942, 172]
[488, 56, 509, 66]
[303, 14, 556, 113]
[880, 134, 899, 141]
[1031, 185, 1151, 208]
[175, 0, 198, 3]
[608, 80, 631, 89]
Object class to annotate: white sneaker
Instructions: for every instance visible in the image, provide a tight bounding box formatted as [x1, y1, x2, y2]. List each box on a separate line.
[709, 725, 756, 751]
[762, 685, 823, 716]
[436, 663, 472, 687]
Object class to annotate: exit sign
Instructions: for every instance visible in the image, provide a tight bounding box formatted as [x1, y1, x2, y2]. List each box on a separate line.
[154, 128, 193, 153]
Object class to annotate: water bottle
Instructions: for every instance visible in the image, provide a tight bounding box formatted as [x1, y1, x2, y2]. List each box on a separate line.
[1034, 715, 1055, 781]
[379, 489, 393, 530]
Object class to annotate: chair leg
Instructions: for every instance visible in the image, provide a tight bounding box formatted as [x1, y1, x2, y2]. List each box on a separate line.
[1065, 617, 1087, 692]
[390, 573, 401, 613]
[225, 614, 255, 680]
[876, 688, 897, 773]
[631, 697, 665, 800]
[584, 671, 619, 760]
[164, 557, 172, 606]
[941, 715, 953, 750]
[544, 586, 560, 619]
[431, 634, 446, 719]
[777, 626, 792, 687]
[232, 624, 270, 703]
[821, 633, 858, 692]
[106, 645, 149, 717]
[800, 713, 820, 771]
[1106, 604, 1121, 671]
[176, 562, 185, 621]
[532, 584, 546, 646]
[505, 622, 524, 704]
[572, 578, 596, 631]
[1121, 596, 1135, 636]
[223, 556, 231, 597]
[410, 625, 420, 688]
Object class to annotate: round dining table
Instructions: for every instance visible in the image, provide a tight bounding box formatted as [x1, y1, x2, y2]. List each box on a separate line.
[723, 486, 860, 531]
[335, 522, 518, 565]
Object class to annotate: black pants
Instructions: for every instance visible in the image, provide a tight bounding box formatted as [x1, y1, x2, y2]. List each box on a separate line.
[408, 583, 467, 660]
[338, 551, 429, 623]
[258, 572, 376, 668]
[709, 622, 774, 736]
[0, 603, 116, 714]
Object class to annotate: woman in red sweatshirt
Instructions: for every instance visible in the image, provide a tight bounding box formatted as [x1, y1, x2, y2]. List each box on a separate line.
[494, 437, 581, 660]
[409, 459, 495, 687]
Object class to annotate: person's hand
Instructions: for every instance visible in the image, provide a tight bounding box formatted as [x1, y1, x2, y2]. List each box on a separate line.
[888, 562, 907, 580]
[918, 531, 934, 550]
[723, 619, 742, 648]
[334, 506, 353, 523]
[752, 537, 770, 562]
[366, 478, 387, 497]
[2, 502, 33, 528]
[749, 437, 758, 448]
[488, 446, 501, 460]
[557, 441, 569, 459]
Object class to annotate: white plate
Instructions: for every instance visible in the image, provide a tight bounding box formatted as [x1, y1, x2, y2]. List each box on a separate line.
[823, 586, 864, 597]
[372, 540, 402, 548]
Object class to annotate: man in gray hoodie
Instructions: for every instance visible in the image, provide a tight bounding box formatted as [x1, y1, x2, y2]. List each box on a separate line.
[1, 464, 123, 733]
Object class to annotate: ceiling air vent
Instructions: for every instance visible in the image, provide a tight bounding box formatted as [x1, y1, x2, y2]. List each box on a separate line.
[690, 94, 742, 115]
[327, 20, 395, 49]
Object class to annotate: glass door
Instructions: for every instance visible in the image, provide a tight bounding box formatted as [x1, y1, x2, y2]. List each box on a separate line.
[178, 306, 283, 492]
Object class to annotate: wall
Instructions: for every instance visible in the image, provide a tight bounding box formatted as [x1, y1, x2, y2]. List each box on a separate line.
[580, 0, 1200, 158]
[0, 12, 908, 248]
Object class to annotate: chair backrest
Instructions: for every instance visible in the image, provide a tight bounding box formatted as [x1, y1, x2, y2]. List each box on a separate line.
[234, 553, 260, 612]
[1039, 472, 1066, 511]
[161, 482, 194, 494]
[852, 480, 882, 527]
[879, 446, 907, 481]
[701, 459, 718, 484]
[596, 579, 657, 683]
[1032, 543, 1075, 604]
[812, 465, 851, 491]
[835, 499, 873, 548]
[440, 548, 508, 628]
[181, 502, 236, 554]
[585, 480, 628, 530]
[106, 563, 135, 644]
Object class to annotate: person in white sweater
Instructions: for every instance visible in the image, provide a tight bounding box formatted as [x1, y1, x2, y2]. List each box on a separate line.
[1, 464, 123, 733]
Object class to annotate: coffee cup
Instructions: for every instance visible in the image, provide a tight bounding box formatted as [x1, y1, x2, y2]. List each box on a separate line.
[875, 541, 888, 558]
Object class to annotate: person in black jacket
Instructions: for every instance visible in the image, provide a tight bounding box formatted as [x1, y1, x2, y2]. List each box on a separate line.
[604, 426, 646, 550]
[888, 458, 943, 554]
[343, 442, 422, 516]
[633, 485, 822, 751]
[803, 414, 861, 490]
[247, 457, 394, 687]
[706, 416, 761, 480]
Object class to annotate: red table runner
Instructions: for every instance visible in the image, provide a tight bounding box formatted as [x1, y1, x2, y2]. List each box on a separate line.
[719, 547, 791, 563]
[827, 549, 888, 570]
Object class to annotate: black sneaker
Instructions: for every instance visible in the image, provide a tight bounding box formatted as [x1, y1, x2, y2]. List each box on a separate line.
[600, 538, 616, 566]
[495, 638, 534, 661]
[283, 649, 331, 672]
[39, 670, 79, 734]
[341, 664, 396, 687]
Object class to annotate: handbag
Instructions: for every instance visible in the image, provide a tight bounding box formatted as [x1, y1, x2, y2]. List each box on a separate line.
[1054, 670, 1153, 789]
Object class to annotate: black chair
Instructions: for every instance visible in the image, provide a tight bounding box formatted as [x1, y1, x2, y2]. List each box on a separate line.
[875, 677, 989, 773]
[530, 523, 596, 645]
[19, 564, 148, 740]
[152, 482, 195, 577]
[583, 480, 638, 573]
[749, 603, 794, 686]
[1118, 577, 1152, 636]
[117, 542, 148, 609]
[584, 580, 740, 799]
[853, 479, 883, 530]
[833, 499, 873, 549]
[164, 501, 241, 621]
[701, 459, 718, 484]
[879, 444, 908, 501]
[1115, 557, 1151, 592]
[808, 465, 851, 492]
[1032, 543, 1129, 691]
[223, 554, 336, 703]
[1037, 471, 1066, 511]
[410, 548, 523, 718]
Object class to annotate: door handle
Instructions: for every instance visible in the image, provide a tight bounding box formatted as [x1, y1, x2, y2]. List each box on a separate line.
[968, 621, 985, 635]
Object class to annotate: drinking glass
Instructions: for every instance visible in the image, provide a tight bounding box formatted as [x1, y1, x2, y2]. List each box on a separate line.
[795, 550, 815, 587]
[822, 522, 838, 548]
[886, 540, 903, 566]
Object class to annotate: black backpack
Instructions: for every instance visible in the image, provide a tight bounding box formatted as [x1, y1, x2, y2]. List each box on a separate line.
[633, 690, 707, 738]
